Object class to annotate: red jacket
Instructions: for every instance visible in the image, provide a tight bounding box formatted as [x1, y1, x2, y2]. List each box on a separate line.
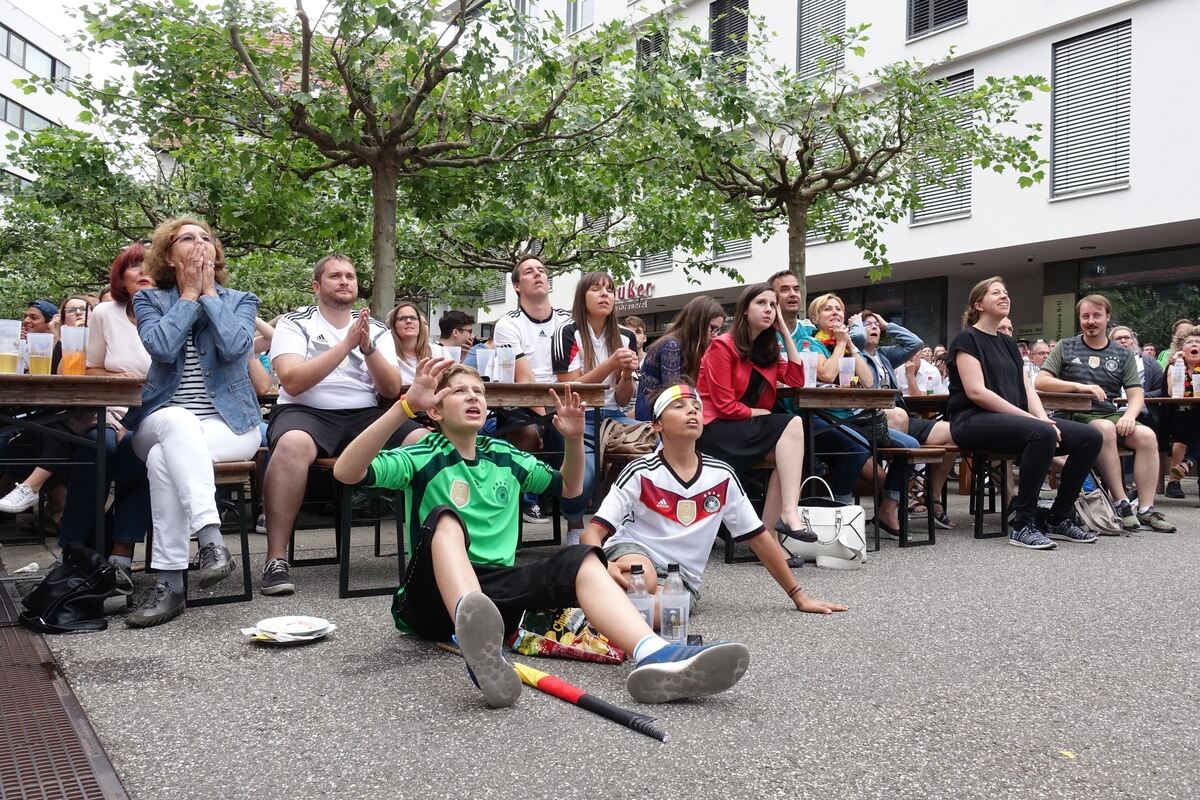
[697, 334, 804, 423]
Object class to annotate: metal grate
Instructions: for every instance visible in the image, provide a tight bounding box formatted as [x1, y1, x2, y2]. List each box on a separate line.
[797, 0, 846, 79]
[911, 70, 974, 224]
[0, 573, 130, 799]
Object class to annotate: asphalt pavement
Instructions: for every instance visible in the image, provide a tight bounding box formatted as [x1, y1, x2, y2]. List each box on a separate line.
[3, 490, 1198, 800]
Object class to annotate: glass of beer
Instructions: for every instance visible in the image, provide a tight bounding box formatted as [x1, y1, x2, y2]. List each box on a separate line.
[60, 326, 87, 375]
[0, 320, 19, 374]
[26, 332, 53, 375]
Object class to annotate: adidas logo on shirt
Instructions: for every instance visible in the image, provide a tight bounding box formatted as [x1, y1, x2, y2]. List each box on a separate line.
[1071, 357, 1081, 364]
[656, 498, 669, 509]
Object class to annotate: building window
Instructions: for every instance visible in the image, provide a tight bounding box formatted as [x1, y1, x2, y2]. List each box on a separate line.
[636, 30, 664, 71]
[713, 235, 751, 262]
[796, 0, 845, 79]
[1, 25, 71, 87]
[910, 70, 973, 224]
[1050, 21, 1132, 199]
[641, 250, 673, 275]
[0, 94, 54, 132]
[481, 271, 508, 304]
[567, 0, 593, 34]
[906, 0, 967, 40]
[582, 213, 609, 235]
[0, 169, 33, 195]
[709, 0, 749, 85]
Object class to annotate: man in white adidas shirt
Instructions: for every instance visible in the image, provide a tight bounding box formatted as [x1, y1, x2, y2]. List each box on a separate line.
[260, 254, 427, 595]
[582, 383, 847, 617]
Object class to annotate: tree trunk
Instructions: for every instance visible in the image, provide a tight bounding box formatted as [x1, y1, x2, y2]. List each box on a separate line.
[370, 160, 399, 318]
[785, 200, 809, 308]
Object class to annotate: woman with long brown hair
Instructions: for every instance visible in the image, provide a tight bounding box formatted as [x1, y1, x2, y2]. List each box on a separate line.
[552, 271, 639, 543]
[948, 276, 1101, 550]
[387, 301, 432, 384]
[696, 283, 812, 542]
[635, 297, 725, 421]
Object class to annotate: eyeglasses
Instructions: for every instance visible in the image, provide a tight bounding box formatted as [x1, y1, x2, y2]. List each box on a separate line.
[171, 232, 215, 245]
[1113, 334, 1133, 341]
[708, 323, 724, 335]
[394, 315, 419, 324]
[63, 305, 88, 315]
[457, 327, 474, 334]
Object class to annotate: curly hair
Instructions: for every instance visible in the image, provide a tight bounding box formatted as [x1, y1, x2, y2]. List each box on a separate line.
[142, 218, 228, 290]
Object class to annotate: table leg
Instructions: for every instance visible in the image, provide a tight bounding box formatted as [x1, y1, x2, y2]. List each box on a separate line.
[94, 405, 107, 554]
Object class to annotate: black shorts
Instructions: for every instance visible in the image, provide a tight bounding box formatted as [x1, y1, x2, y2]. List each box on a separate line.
[908, 416, 936, 444]
[392, 506, 605, 641]
[267, 404, 426, 458]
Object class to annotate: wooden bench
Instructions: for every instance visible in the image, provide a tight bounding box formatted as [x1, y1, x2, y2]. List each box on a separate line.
[874, 447, 946, 548]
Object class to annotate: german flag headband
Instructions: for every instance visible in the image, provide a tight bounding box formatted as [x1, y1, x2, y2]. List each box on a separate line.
[652, 384, 703, 420]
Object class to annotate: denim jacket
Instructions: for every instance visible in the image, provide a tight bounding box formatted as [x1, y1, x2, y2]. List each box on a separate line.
[122, 285, 261, 435]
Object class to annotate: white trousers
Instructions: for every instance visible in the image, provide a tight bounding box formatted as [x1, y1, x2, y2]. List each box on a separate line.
[133, 407, 260, 571]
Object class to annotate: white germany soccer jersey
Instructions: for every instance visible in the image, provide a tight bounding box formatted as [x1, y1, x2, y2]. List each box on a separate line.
[592, 452, 765, 589]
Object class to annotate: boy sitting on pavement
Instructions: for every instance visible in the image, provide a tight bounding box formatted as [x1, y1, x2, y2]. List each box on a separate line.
[333, 361, 751, 707]
[582, 382, 848, 616]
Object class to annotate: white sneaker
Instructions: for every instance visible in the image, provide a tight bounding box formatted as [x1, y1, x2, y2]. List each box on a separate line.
[0, 483, 38, 514]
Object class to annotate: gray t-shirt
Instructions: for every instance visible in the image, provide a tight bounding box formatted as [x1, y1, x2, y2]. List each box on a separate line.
[1041, 335, 1139, 414]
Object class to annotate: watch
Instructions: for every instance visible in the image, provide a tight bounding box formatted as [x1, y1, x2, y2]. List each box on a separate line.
[360, 337, 376, 356]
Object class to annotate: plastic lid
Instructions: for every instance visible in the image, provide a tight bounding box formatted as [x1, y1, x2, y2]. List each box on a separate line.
[630, 564, 644, 574]
[802, 340, 810, 350]
[666, 563, 679, 572]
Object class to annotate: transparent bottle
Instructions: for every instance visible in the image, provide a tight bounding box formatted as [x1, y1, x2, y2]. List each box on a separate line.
[659, 563, 690, 645]
[626, 564, 656, 630]
[924, 373, 937, 395]
[1171, 362, 1186, 398]
[801, 340, 817, 387]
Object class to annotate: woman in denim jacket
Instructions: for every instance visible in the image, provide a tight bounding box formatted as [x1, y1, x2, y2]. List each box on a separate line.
[122, 218, 262, 627]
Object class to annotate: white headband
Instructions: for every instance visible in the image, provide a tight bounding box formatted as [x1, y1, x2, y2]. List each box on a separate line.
[652, 384, 703, 420]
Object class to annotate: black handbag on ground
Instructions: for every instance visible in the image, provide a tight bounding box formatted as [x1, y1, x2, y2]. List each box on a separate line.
[19, 544, 116, 634]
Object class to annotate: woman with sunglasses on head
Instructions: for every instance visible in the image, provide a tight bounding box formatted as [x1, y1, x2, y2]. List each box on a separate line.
[696, 283, 813, 543]
[387, 301, 432, 385]
[552, 271, 640, 543]
[948, 276, 1102, 550]
[635, 297, 726, 422]
[120, 219, 263, 627]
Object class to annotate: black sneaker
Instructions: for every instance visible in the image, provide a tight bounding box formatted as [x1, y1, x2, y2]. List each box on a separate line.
[260, 558, 295, 596]
[454, 592, 521, 708]
[1046, 517, 1097, 544]
[194, 542, 235, 589]
[521, 503, 545, 524]
[1008, 522, 1056, 550]
[1113, 500, 1141, 532]
[1165, 480, 1185, 499]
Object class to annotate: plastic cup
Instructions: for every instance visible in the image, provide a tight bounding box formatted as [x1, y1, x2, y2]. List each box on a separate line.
[838, 356, 854, 387]
[494, 347, 516, 383]
[475, 348, 494, 380]
[801, 351, 818, 387]
[26, 332, 53, 375]
[442, 345, 461, 364]
[429, 343, 444, 360]
[60, 326, 87, 375]
[0, 319, 19, 374]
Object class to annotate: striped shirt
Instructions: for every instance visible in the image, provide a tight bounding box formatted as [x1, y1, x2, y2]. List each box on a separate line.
[166, 332, 217, 416]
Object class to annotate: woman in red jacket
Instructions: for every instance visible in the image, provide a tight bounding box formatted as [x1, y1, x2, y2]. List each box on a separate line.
[697, 283, 812, 542]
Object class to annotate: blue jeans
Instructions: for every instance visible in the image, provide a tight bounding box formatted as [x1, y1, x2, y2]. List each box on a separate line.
[811, 418, 871, 502]
[58, 429, 150, 548]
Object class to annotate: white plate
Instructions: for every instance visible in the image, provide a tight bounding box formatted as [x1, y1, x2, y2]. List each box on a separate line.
[255, 615, 331, 637]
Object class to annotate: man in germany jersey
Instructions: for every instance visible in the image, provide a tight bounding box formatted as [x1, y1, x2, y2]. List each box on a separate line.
[582, 382, 848, 615]
[333, 361, 753, 708]
[1036, 294, 1175, 532]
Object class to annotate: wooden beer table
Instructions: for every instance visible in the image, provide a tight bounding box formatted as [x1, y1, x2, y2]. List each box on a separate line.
[0, 375, 143, 551]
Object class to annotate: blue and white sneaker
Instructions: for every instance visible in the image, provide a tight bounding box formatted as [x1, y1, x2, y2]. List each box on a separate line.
[1008, 522, 1056, 550]
[1045, 517, 1097, 544]
[453, 592, 521, 708]
[627, 641, 751, 704]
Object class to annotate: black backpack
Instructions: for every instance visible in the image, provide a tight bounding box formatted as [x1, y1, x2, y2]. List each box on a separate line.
[19, 544, 116, 634]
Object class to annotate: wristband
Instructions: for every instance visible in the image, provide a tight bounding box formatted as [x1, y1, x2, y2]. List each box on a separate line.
[787, 584, 803, 599]
[400, 395, 416, 419]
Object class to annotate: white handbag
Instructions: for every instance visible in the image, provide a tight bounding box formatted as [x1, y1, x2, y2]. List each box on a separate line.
[777, 476, 867, 570]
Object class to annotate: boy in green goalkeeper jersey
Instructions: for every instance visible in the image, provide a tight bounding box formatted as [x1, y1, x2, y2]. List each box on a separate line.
[334, 360, 751, 708]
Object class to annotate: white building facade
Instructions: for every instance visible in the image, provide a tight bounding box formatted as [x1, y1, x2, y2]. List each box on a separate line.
[483, 0, 1200, 350]
[0, 0, 88, 193]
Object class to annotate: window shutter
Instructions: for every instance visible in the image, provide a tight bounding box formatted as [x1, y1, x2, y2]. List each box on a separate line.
[907, 0, 967, 39]
[636, 31, 664, 71]
[482, 272, 507, 304]
[911, 70, 974, 224]
[713, 236, 752, 262]
[641, 250, 674, 275]
[1051, 20, 1132, 198]
[582, 213, 609, 234]
[796, 0, 845, 79]
[709, 0, 749, 84]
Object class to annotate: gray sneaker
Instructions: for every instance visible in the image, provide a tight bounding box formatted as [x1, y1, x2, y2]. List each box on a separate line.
[1008, 522, 1056, 550]
[194, 542, 235, 589]
[1046, 518, 1097, 544]
[126, 582, 186, 628]
[1113, 500, 1140, 531]
[1136, 507, 1176, 533]
[260, 558, 295, 596]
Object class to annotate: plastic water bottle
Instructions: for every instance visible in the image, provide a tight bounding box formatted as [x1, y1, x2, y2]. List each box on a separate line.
[626, 564, 656, 629]
[1171, 362, 1186, 398]
[659, 564, 690, 644]
[924, 373, 937, 395]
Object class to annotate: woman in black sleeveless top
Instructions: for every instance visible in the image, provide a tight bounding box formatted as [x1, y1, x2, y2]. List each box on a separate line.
[947, 277, 1101, 549]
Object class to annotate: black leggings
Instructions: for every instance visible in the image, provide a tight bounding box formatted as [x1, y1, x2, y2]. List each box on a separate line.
[950, 412, 1102, 525]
